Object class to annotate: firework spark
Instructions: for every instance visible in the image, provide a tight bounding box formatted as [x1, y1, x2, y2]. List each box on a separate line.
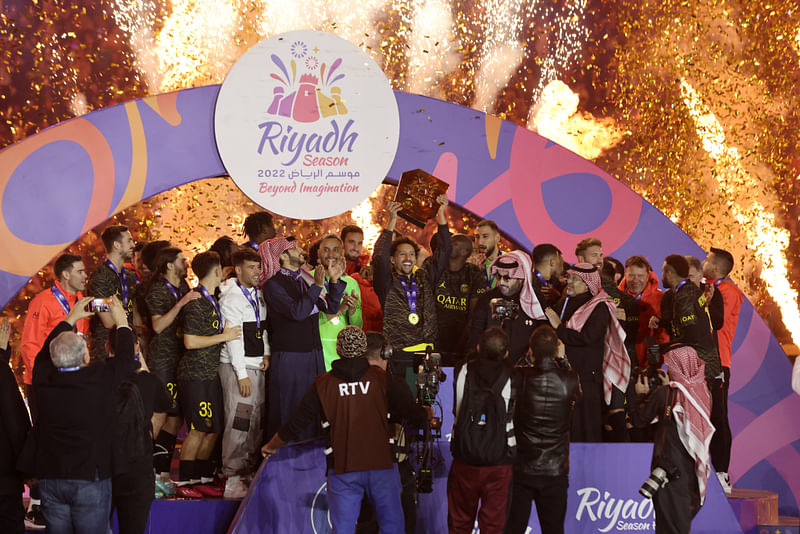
[680, 78, 800, 344]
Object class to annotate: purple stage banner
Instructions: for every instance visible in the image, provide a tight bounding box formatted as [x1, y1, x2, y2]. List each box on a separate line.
[231, 441, 742, 534]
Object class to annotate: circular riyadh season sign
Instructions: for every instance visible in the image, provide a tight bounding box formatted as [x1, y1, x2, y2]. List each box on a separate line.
[215, 31, 400, 219]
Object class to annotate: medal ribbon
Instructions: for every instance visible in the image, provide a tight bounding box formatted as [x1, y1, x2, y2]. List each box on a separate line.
[713, 277, 733, 288]
[248, 240, 259, 251]
[198, 285, 223, 333]
[58, 366, 82, 372]
[675, 279, 690, 293]
[533, 269, 549, 286]
[559, 296, 570, 320]
[51, 285, 73, 314]
[236, 280, 261, 329]
[163, 279, 183, 302]
[398, 274, 418, 314]
[104, 259, 129, 309]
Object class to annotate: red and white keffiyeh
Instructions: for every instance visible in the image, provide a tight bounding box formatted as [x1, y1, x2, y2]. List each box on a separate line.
[565, 263, 629, 404]
[489, 250, 546, 320]
[664, 345, 714, 504]
[258, 238, 296, 285]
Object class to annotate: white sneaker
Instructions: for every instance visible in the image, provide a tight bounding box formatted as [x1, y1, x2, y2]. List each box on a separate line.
[223, 475, 248, 499]
[717, 471, 732, 495]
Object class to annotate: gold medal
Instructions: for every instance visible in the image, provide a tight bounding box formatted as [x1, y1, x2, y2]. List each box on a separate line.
[256, 330, 262, 339]
[330, 315, 341, 326]
[408, 312, 419, 325]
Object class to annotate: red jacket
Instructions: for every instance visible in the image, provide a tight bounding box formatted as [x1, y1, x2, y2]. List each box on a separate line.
[346, 257, 383, 332]
[619, 271, 669, 367]
[20, 282, 90, 385]
[349, 272, 383, 332]
[712, 279, 743, 368]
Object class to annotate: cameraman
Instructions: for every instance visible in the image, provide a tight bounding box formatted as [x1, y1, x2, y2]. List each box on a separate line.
[360, 332, 431, 534]
[468, 251, 547, 365]
[630, 346, 714, 534]
[262, 326, 425, 534]
[505, 326, 579, 534]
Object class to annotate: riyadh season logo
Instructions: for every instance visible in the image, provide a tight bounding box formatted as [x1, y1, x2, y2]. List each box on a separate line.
[266, 40, 348, 124]
[215, 30, 400, 220]
[574, 487, 655, 533]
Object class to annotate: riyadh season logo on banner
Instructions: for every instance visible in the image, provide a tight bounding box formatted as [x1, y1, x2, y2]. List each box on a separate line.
[574, 486, 655, 533]
[215, 30, 400, 219]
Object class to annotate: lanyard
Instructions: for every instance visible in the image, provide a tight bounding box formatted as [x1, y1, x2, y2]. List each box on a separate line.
[58, 366, 82, 372]
[236, 280, 261, 329]
[633, 292, 642, 303]
[163, 279, 183, 301]
[51, 285, 73, 314]
[104, 259, 129, 309]
[398, 274, 418, 314]
[675, 279, 689, 293]
[713, 278, 732, 288]
[533, 269, 549, 286]
[248, 240, 259, 251]
[198, 285, 223, 333]
[559, 296, 570, 320]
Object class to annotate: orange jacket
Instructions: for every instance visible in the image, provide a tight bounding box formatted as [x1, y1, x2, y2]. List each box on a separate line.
[619, 271, 669, 367]
[20, 282, 90, 385]
[712, 279, 743, 368]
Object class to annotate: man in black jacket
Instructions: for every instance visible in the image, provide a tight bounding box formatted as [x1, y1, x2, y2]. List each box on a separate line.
[468, 251, 548, 365]
[18, 296, 138, 533]
[1, 317, 30, 534]
[506, 326, 579, 534]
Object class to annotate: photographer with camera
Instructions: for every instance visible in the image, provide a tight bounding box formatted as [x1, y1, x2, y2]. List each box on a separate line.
[448, 327, 516, 534]
[262, 326, 424, 534]
[17, 295, 139, 533]
[468, 251, 547, 366]
[505, 326, 579, 534]
[631, 345, 714, 534]
[357, 332, 432, 534]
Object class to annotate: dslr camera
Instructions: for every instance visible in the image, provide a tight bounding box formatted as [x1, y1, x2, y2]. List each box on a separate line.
[490, 298, 519, 322]
[639, 462, 680, 499]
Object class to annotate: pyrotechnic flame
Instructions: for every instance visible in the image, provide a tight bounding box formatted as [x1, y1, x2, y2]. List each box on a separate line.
[406, 0, 458, 96]
[349, 190, 382, 253]
[530, 80, 623, 160]
[680, 78, 800, 345]
[151, 0, 242, 92]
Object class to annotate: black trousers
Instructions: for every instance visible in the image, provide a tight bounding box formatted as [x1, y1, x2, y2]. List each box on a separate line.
[572, 379, 603, 442]
[0, 493, 25, 534]
[707, 373, 730, 473]
[504, 474, 568, 534]
[653, 462, 700, 534]
[112, 462, 154, 534]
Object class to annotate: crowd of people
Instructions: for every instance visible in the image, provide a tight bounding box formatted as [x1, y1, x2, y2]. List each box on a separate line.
[0, 198, 747, 534]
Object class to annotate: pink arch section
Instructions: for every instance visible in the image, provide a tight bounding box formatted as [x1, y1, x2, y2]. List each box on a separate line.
[0, 86, 797, 515]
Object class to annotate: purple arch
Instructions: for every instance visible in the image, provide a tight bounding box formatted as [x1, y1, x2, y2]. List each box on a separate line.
[0, 86, 797, 515]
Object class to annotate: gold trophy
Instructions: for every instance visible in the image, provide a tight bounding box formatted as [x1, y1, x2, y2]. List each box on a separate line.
[393, 169, 450, 228]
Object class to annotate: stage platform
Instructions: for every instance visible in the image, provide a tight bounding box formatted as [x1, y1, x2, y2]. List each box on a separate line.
[21, 439, 799, 534]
